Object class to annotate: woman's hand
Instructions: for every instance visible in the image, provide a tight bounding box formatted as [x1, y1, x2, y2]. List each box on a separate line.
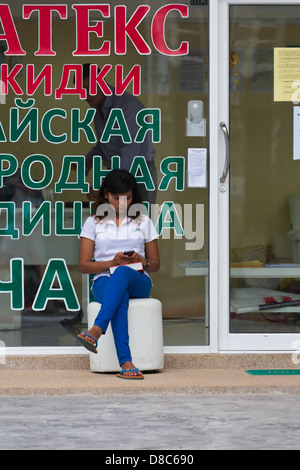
[115, 242, 160, 272]
[127, 251, 143, 264]
[112, 251, 135, 266]
[112, 251, 146, 267]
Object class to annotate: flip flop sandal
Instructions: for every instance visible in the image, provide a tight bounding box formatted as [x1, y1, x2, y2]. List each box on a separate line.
[77, 333, 98, 354]
[116, 368, 144, 380]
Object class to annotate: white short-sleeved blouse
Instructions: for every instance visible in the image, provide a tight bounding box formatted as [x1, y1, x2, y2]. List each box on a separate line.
[80, 213, 158, 281]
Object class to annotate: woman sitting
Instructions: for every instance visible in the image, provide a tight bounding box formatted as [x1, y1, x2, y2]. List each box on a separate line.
[77, 169, 160, 379]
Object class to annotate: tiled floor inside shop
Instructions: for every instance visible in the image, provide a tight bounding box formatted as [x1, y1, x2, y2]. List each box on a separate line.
[0, 309, 207, 348]
[2, 306, 300, 348]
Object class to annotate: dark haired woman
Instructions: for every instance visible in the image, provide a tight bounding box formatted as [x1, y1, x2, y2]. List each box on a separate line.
[77, 169, 160, 379]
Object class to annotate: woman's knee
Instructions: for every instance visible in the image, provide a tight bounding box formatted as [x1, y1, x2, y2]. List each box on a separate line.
[92, 276, 109, 303]
[112, 265, 132, 276]
[111, 265, 136, 283]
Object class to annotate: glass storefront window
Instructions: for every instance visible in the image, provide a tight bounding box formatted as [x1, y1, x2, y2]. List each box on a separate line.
[0, 1, 210, 348]
[229, 5, 300, 335]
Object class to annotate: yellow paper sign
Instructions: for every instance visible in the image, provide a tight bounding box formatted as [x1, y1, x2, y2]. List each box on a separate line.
[274, 47, 300, 102]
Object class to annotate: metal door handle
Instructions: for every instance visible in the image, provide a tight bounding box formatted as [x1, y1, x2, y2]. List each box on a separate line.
[220, 122, 230, 184]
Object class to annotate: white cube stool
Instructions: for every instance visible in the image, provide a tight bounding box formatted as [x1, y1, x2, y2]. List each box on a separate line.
[87, 298, 164, 372]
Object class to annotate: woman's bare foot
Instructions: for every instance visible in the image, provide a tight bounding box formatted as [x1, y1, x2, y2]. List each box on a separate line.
[78, 326, 102, 347]
[120, 361, 144, 378]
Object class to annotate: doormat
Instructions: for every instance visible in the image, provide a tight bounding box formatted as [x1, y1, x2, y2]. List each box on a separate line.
[246, 369, 300, 375]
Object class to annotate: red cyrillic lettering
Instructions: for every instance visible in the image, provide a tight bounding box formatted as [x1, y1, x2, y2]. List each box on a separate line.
[26, 64, 52, 96]
[0, 5, 25, 55]
[89, 64, 112, 96]
[56, 65, 86, 100]
[23, 5, 67, 56]
[152, 5, 189, 56]
[115, 65, 141, 96]
[72, 4, 110, 56]
[0, 64, 23, 95]
[115, 6, 151, 55]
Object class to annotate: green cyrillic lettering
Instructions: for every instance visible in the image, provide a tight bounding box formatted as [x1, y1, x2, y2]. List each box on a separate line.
[101, 109, 131, 143]
[159, 157, 185, 191]
[21, 154, 53, 189]
[0, 122, 7, 142]
[55, 201, 82, 236]
[71, 108, 97, 143]
[10, 98, 38, 142]
[55, 156, 89, 193]
[135, 108, 161, 143]
[32, 259, 80, 311]
[0, 258, 24, 310]
[155, 201, 184, 236]
[23, 201, 51, 236]
[0, 154, 18, 187]
[130, 156, 155, 190]
[41, 108, 67, 143]
[93, 156, 120, 190]
[0, 202, 19, 239]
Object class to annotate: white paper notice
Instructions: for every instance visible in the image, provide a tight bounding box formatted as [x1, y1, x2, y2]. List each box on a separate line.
[294, 106, 300, 160]
[187, 148, 207, 188]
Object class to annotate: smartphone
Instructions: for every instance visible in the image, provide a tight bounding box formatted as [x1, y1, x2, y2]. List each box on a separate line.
[123, 250, 134, 256]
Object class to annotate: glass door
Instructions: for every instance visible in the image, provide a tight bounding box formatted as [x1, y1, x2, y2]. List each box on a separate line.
[218, 0, 300, 350]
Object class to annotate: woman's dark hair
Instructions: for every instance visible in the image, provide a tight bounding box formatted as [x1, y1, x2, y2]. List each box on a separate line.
[93, 169, 143, 218]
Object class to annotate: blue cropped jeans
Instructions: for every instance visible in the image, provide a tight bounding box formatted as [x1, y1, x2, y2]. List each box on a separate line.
[92, 266, 152, 366]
